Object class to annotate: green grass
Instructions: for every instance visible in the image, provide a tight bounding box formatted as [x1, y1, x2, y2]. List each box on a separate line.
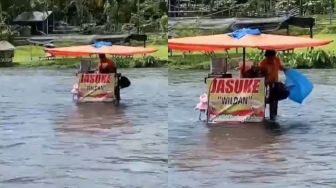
[314, 34, 336, 51]
[13, 45, 81, 68]
[12, 32, 168, 67]
[149, 44, 168, 60]
[13, 43, 168, 68]
[13, 45, 45, 63]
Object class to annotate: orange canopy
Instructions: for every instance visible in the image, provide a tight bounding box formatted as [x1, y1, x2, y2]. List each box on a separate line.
[168, 34, 332, 51]
[46, 45, 157, 57]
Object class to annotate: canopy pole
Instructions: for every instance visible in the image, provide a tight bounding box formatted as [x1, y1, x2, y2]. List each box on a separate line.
[30, 44, 32, 62]
[242, 48, 246, 74]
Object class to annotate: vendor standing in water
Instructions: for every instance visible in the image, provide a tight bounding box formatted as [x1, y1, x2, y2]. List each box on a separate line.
[259, 50, 285, 83]
[97, 54, 131, 89]
[259, 50, 288, 120]
[98, 54, 117, 73]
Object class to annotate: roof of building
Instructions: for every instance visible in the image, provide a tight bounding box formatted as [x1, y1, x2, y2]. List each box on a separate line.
[13, 11, 52, 22]
[0, 41, 15, 51]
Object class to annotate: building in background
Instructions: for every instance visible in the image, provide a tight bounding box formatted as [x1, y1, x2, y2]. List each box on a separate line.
[0, 40, 15, 67]
[12, 11, 53, 35]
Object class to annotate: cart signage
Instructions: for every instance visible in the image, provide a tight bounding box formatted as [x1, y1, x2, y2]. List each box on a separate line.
[207, 78, 265, 123]
[80, 74, 111, 84]
[77, 73, 116, 102]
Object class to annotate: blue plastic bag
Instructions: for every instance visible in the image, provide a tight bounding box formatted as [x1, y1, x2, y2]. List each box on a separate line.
[284, 69, 313, 104]
[92, 40, 112, 48]
[229, 28, 261, 39]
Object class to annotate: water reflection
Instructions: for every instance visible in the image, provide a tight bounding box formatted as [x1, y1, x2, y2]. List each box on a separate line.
[0, 68, 167, 188]
[56, 103, 132, 134]
[169, 69, 336, 188]
[206, 123, 281, 154]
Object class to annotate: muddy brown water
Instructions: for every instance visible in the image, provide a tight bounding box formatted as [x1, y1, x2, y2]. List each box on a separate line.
[0, 68, 167, 188]
[1, 68, 336, 187]
[169, 69, 336, 188]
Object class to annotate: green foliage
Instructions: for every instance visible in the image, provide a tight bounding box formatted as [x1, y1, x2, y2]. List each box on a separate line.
[113, 56, 131, 68]
[104, 0, 165, 32]
[160, 14, 168, 33]
[170, 49, 336, 70]
[174, 25, 202, 37]
[13, 43, 167, 66]
[141, 56, 159, 67]
[249, 49, 336, 69]
[16, 55, 167, 68]
[0, 24, 15, 42]
[1, 0, 166, 32]
[169, 0, 335, 17]
[246, 50, 263, 63]
[276, 50, 335, 68]
[307, 50, 335, 68]
[169, 53, 211, 69]
[20, 58, 80, 69]
[274, 0, 296, 11]
[319, 25, 336, 34]
[148, 34, 167, 45]
[113, 56, 166, 68]
[121, 23, 136, 33]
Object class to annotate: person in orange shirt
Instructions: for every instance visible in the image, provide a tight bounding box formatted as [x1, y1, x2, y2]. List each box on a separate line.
[259, 50, 288, 120]
[97, 54, 131, 90]
[259, 50, 285, 83]
[98, 54, 117, 73]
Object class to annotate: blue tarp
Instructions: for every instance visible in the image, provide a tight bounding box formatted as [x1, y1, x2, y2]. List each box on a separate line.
[284, 69, 313, 104]
[229, 28, 261, 39]
[92, 41, 112, 48]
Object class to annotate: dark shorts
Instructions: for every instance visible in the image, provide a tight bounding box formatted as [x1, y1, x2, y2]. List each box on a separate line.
[269, 82, 289, 101]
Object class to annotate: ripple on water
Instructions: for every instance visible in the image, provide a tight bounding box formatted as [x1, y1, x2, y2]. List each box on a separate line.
[0, 68, 167, 188]
[168, 70, 336, 188]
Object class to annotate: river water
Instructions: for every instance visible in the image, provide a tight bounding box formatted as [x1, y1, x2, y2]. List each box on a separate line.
[1, 68, 336, 188]
[169, 69, 336, 188]
[0, 68, 168, 188]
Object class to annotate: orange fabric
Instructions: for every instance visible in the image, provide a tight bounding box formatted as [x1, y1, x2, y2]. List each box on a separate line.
[168, 34, 332, 51]
[46, 45, 157, 57]
[99, 58, 116, 73]
[168, 44, 227, 51]
[259, 56, 283, 82]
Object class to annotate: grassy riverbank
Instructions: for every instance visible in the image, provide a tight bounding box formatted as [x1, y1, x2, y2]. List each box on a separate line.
[169, 34, 336, 70]
[10, 33, 168, 68]
[13, 43, 168, 68]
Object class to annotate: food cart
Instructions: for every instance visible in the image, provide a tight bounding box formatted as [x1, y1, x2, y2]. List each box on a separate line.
[168, 30, 332, 124]
[46, 44, 157, 104]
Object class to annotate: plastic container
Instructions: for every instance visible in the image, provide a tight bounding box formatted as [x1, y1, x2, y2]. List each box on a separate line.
[210, 57, 228, 74]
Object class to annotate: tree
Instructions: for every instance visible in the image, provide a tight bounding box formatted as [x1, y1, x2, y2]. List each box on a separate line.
[0, 1, 4, 24]
[160, 14, 168, 33]
[0, 0, 167, 32]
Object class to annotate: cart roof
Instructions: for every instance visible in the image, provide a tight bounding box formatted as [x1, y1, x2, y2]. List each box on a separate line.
[168, 33, 332, 51]
[46, 45, 157, 57]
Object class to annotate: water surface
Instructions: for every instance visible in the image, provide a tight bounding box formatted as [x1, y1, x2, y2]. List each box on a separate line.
[0, 68, 167, 188]
[169, 69, 336, 188]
